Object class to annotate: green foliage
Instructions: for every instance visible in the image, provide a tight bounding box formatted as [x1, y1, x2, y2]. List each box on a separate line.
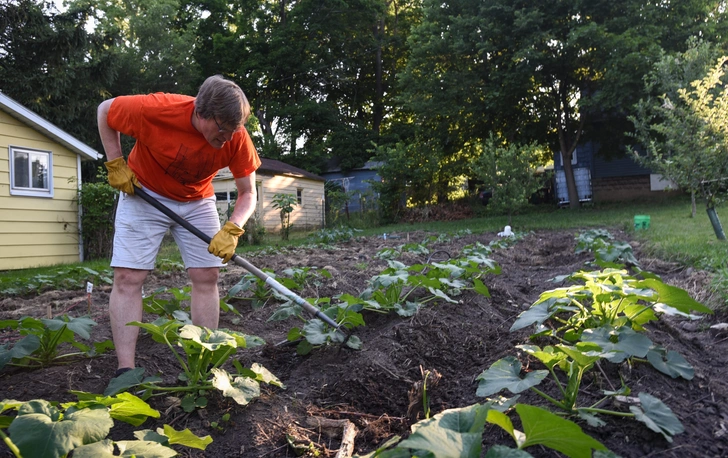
[574, 229, 640, 268]
[105, 320, 278, 412]
[307, 226, 362, 244]
[356, 403, 608, 458]
[223, 270, 280, 309]
[0, 395, 205, 458]
[471, 135, 551, 223]
[631, 39, 728, 213]
[0, 315, 112, 370]
[476, 259, 711, 442]
[242, 214, 266, 246]
[143, 285, 240, 320]
[272, 193, 298, 241]
[0, 0, 116, 149]
[76, 168, 117, 261]
[0, 266, 112, 297]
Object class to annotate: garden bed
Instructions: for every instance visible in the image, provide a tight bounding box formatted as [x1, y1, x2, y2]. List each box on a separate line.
[1, 228, 727, 457]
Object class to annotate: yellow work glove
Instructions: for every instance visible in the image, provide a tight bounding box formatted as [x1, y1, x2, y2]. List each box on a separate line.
[105, 157, 139, 195]
[208, 221, 245, 263]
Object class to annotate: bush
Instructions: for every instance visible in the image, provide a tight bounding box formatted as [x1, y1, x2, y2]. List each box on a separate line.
[77, 168, 116, 260]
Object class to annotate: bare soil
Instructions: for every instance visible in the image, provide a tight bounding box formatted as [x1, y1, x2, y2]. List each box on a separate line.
[1, 228, 728, 458]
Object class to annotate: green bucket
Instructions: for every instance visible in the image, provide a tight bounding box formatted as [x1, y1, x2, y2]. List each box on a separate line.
[634, 215, 650, 230]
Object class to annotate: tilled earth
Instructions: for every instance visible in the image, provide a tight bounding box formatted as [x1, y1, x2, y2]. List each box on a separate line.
[1, 228, 727, 457]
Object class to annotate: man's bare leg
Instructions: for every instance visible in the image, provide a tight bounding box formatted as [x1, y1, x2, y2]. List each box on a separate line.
[109, 267, 149, 370]
[189, 267, 221, 329]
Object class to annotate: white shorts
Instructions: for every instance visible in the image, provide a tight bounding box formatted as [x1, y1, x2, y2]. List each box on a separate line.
[111, 187, 224, 270]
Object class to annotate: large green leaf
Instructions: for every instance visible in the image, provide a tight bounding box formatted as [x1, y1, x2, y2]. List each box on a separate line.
[629, 392, 684, 442]
[516, 404, 608, 458]
[8, 402, 113, 458]
[476, 357, 548, 397]
[645, 346, 694, 380]
[484, 445, 534, 457]
[581, 326, 652, 363]
[128, 319, 182, 344]
[516, 345, 565, 370]
[162, 424, 212, 450]
[179, 325, 237, 351]
[635, 279, 712, 314]
[248, 363, 285, 388]
[65, 392, 160, 427]
[212, 369, 260, 405]
[397, 404, 491, 457]
[72, 439, 178, 457]
[0, 335, 41, 369]
[103, 368, 161, 397]
[108, 393, 161, 426]
[41, 316, 97, 340]
[510, 298, 576, 331]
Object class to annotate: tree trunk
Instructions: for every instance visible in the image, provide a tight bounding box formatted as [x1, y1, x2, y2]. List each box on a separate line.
[562, 151, 580, 209]
[691, 191, 697, 218]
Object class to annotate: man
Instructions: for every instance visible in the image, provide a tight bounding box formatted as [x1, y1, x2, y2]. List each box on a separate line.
[97, 75, 260, 376]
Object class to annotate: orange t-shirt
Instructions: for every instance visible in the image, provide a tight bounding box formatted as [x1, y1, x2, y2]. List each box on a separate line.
[107, 93, 261, 201]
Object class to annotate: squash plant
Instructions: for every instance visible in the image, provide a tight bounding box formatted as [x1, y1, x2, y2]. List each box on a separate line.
[0, 394, 211, 458]
[0, 315, 112, 370]
[511, 268, 711, 377]
[476, 262, 712, 443]
[356, 402, 611, 458]
[104, 319, 282, 413]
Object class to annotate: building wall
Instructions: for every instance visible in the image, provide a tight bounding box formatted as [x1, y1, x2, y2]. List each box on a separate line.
[213, 173, 324, 232]
[0, 111, 82, 270]
[321, 164, 382, 213]
[592, 174, 681, 202]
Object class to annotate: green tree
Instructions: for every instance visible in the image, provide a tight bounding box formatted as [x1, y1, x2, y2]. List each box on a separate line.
[0, 0, 116, 165]
[631, 39, 722, 218]
[272, 193, 298, 240]
[471, 134, 550, 225]
[396, 0, 728, 209]
[194, 0, 419, 174]
[632, 54, 728, 240]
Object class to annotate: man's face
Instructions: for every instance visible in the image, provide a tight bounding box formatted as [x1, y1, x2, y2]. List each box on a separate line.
[197, 113, 236, 149]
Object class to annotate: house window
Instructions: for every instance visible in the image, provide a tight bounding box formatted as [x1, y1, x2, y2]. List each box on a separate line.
[9, 146, 53, 198]
[296, 188, 303, 205]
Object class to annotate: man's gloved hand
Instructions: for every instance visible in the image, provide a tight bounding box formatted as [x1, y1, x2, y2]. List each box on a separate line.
[105, 157, 139, 195]
[208, 221, 245, 263]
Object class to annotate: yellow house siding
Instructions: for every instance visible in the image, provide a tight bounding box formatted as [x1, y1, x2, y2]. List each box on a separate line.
[213, 170, 324, 232]
[0, 110, 83, 270]
[257, 174, 324, 232]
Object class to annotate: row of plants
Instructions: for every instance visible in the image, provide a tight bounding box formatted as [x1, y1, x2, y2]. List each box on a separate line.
[354, 230, 712, 457]
[0, 229, 523, 457]
[228, 230, 524, 355]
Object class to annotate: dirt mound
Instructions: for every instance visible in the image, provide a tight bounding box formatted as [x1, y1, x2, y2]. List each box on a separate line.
[1, 229, 727, 457]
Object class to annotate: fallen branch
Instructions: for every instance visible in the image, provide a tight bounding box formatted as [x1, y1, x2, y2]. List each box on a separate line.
[306, 416, 358, 458]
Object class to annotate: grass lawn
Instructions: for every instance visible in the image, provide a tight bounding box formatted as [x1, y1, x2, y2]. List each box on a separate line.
[1, 195, 726, 297]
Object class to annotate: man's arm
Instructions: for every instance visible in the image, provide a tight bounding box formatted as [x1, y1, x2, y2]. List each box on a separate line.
[229, 172, 257, 228]
[97, 99, 123, 161]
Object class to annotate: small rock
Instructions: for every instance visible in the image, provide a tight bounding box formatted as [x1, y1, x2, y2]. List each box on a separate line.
[680, 322, 701, 332]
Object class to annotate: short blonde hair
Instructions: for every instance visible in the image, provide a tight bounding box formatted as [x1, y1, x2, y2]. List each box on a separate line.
[195, 75, 251, 128]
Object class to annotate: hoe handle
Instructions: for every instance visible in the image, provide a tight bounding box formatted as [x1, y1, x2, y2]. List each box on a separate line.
[132, 186, 348, 336]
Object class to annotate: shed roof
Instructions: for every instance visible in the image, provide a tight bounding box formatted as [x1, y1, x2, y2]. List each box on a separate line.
[0, 91, 101, 161]
[215, 158, 325, 182]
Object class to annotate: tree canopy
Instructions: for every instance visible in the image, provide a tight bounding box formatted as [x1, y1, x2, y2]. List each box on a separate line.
[2, 0, 727, 209]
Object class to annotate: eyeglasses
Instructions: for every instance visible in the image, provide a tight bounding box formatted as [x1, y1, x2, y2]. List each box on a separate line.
[212, 117, 235, 134]
[196, 110, 236, 134]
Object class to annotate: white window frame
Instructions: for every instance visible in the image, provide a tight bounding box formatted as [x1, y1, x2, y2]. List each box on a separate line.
[296, 188, 303, 205]
[9, 145, 54, 198]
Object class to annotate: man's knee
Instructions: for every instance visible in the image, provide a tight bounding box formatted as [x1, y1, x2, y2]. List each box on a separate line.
[188, 267, 220, 287]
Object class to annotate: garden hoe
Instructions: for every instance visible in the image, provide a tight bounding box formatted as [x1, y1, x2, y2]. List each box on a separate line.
[132, 186, 352, 346]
